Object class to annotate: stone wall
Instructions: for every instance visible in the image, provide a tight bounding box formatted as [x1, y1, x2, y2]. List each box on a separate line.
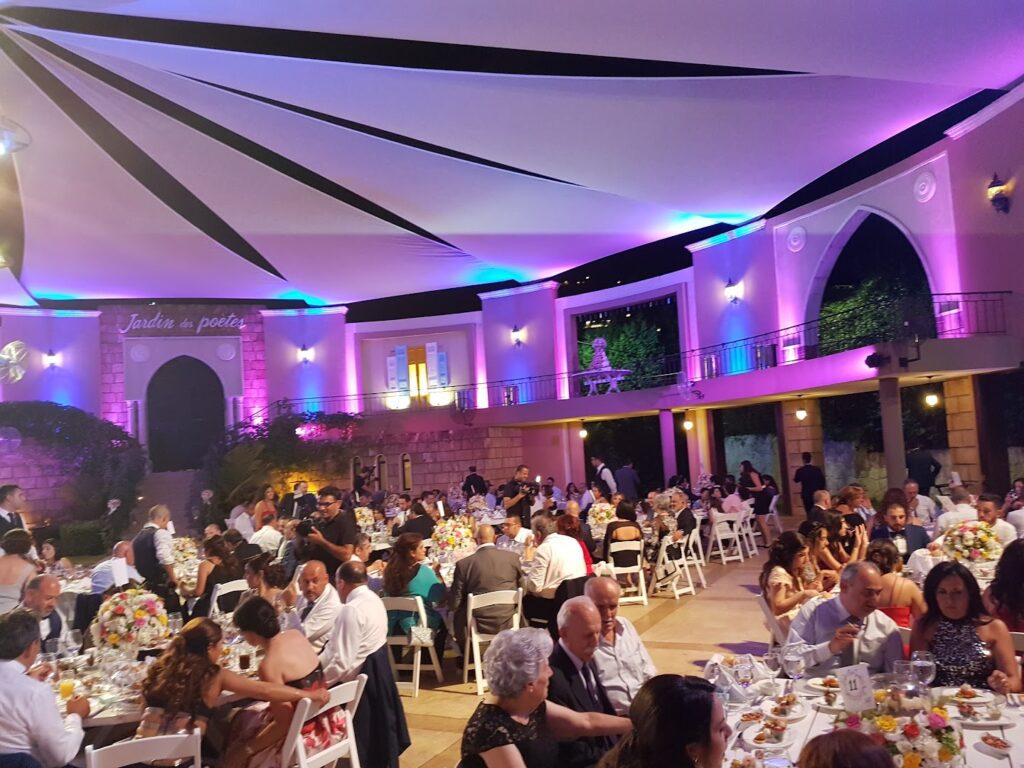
[0, 439, 77, 525]
[823, 442, 953, 503]
[98, 310, 128, 430]
[240, 307, 268, 420]
[724, 435, 780, 483]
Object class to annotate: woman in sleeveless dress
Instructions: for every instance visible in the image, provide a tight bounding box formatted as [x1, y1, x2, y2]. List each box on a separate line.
[738, 461, 773, 548]
[0, 529, 36, 613]
[909, 561, 1020, 693]
[226, 597, 346, 768]
[190, 535, 243, 619]
[866, 539, 925, 628]
[759, 531, 821, 634]
[983, 539, 1024, 633]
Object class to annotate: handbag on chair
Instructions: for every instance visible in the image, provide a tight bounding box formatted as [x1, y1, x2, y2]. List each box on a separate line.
[407, 625, 435, 646]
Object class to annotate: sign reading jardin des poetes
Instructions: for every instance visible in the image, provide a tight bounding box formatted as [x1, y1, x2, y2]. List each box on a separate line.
[117, 305, 246, 337]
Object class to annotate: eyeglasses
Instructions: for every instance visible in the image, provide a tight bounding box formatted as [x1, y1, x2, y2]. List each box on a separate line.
[317, 500, 337, 507]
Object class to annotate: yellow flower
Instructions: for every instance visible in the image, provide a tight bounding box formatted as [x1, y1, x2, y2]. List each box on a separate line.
[876, 715, 898, 733]
[158, 614, 168, 626]
[903, 752, 922, 768]
[135, 609, 147, 619]
[930, 707, 947, 717]
[108, 632, 120, 645]
[873, 690, 887, 703]
[938, 748, 953, 763]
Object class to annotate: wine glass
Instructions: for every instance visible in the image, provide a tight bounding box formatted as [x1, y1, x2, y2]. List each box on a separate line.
[167, 615, 183, 635]
[734, 660, 754, 689]
[782, 652, 806, 682]
[910, 651, 936, 688]
[67, 630, 83, 656]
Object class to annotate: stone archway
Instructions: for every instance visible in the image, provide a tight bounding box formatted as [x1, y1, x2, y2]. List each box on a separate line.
[146, 355, 225, 471]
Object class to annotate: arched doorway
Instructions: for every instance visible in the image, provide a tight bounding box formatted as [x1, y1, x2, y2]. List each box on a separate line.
[146, 356, 225, 472]
[816, 212, 935, 355]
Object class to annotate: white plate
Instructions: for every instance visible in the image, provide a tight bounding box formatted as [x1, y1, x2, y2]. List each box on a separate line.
[752, 679, 785, 697]
[806, 677, 841, 693]
[974, 739, 1012, 758]
[956, 716, 1016, 730]
[761, 699, 808, 722]
[741, 727, 796, 751]
[943, 688, 995, 704]
[811, 696, 845, 714]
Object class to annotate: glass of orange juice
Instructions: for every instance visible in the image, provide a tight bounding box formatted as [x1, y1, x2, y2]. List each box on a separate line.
[59, 672, 75, 701]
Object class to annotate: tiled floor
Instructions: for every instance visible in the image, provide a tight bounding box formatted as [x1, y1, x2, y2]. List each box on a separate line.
[398, 547, 772, 768]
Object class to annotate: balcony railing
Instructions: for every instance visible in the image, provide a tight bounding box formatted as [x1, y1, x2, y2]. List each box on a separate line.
[253, 291, 1010, 420]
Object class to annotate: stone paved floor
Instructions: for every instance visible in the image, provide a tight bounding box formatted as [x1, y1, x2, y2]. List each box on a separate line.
[397, 545, 771, 768]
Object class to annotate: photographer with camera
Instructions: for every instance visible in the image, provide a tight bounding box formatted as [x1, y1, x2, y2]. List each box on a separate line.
[295, 486, 359, 580]
[503, 464, 538, 521]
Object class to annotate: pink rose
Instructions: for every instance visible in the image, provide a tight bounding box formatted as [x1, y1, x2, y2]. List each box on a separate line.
[845, 714, 861, 728]
[927, 713, 947, 729]
[114, 606, 126, 615]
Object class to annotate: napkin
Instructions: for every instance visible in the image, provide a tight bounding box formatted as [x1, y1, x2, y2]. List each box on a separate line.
[704, 653, 776, 703]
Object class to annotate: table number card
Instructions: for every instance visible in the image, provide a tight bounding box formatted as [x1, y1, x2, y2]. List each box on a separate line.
[837, 663, 874, 713]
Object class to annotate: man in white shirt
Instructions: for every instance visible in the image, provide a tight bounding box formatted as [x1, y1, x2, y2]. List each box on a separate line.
[904, 480, 937, 525]
[590, 456, 617, 496]
[132, 504, 181, 615]
[250, 514, 284, 554]
[976, 493, 1019, 545]
[585, 577, 656, 716]
[935, 487, 977, 537]
[20, 575, 71, 648]
[524, 515, 587, 599]
[785, 561, 903, 676]
[321, 561, 388, 684]
[229, 502, 256, 542]
[90, 541, 142, 595]
[1008, 505, 1024, 540]
[0, 610, 90, 767]
[294, 560, 341, 651]
[496, 513, 533, 553]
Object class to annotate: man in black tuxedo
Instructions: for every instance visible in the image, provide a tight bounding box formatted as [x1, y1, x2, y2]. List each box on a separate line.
[462, 466, 488, 498]
[394, 501, 436, 539]
[278, 480, 317, 519]
[450, 524, 524, 652]
[0, 484, 28, 537]
[547, 597, 616, 768]
[793, 452, 827, 516]
[870, 502, 929, 563]
[806, 490, 831, 526]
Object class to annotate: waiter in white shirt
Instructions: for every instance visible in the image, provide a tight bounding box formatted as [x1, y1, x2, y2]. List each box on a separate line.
[0, 610, 89, 767]
[590, 456, 617, 496]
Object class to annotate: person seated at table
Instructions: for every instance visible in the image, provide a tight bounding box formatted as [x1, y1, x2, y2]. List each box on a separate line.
[798, 729, 896, 768]
[800, 520, 842, 588]
[785, 561, 903, 676]
[243, 552, 293, 612]
[382, 533, 446, 641]
[0, 609, 90, 768]
[394, 501, 436, 539]
[460, 627, 630, 768]
[759, 531, 822, 633]
[602, 501, 643, 567]
[90, 540, 143, 595]
[982, 539, 1024, 633]
[563, 501, 598, 560]
[870, 502, 930, 564]
[294, 561, 341, 652]
[974, 493, 1018, 546]
[137, 617, 329, 744]
[225, 598, 344, 768]
[596, 674, 725, 768]
[224, 527, 263, 564]
[935, 486, 977, 537]
[39, 540, 73, 578]
[190, 534, 244, 619]
[865, 539, 926, 628]
[557, 514, 594, 576]
[19, 575, 71, 648]
[909, 561, 1021, 693]
[497, 514, 533, 553]
[204, 522, 224, 540]
[824, 509, 867, 567]
[0, 529, 37, 614]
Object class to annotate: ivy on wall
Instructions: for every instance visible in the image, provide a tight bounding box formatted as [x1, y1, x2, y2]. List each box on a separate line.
[578, 318, 667, 391]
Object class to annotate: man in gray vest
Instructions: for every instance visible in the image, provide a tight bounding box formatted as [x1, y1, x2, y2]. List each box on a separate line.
[132, 505, 181, 615]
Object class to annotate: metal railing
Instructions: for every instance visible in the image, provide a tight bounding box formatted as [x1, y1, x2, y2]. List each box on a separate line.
[251, 291, 1010, 420]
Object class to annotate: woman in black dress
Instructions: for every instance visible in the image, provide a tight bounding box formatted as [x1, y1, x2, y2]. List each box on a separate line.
[460, 628, 630, 768]
[739, 460, 773, 548]
[191, 534, 243, 618]
[603, 501, 644, 567]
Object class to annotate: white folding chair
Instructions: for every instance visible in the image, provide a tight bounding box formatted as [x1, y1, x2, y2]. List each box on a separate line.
[280, 676, 366, 768]
[767, 494, 783, 536]
[462, 588, 523, 696]
[648, 536, 695, 600]
[210, 579, 250, 617]
[757, 594, 789, 649]
[709, 512, 745, 564]
[681, 528, 707, 589]
[738, 502, 760, 557]
[86, 728, 201, 768]
[381, 596, 444, 697]
[607, 541, 648, 605]
[1010, 631, 1024, 654]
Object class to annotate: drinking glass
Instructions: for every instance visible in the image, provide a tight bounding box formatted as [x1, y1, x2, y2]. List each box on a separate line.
[43, 639, 60, 655]
[910, 651, 936, 687]
[782, 652, 806, 681]
[67, 630, 83, 654]
[734, 660, 754, 689]
[762, 649, 782, 676]
[167, 615, 183, 635]
[58, 671, 76, 701]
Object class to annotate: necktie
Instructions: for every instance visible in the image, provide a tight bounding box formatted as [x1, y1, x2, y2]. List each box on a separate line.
[581, 662, 602, 710]
[301, 600, 315, 621]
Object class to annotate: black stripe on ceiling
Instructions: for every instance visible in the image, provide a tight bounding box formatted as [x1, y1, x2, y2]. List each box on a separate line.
[16, 30, 460, 250]
[183, 76, 579, 186]
[0, 31, 286, 281]
[1, 7, 802, 78]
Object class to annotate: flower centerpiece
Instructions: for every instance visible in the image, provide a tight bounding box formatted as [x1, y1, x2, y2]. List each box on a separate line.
[431, 518, 476, 562]
[941, 521, 1002, 564]
[466, 495, 492, 521]
[587, 502, 616, 535]
[836, 708, 964, 768]
[354, 506, 374, 531]
[96, 588, 169, 651]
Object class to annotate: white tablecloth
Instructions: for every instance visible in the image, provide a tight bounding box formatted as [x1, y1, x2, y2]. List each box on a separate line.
[905, 549, 996, 589]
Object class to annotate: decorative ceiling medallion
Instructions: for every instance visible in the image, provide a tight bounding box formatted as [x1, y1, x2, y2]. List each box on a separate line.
[216, 342, 237, 361]
[128, 343, 150, 363]
[786, 226, 807, 253]
[914, 171, 937, 203]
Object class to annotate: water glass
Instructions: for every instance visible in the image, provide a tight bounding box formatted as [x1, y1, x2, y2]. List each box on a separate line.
[167, 615, 183, 635]
[910, 651, 936, 687]
[734, 661, 754, 688]
[782, 652, 806, 681]
[762, 649, 782, 676]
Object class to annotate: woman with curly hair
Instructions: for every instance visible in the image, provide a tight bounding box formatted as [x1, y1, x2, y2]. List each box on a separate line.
[190, 534, 243, 619]
[983, 538, 1024, 632]
[137, 618, 328, 743]
[759, 531, 821, 633]
[382, 532, 446, 637]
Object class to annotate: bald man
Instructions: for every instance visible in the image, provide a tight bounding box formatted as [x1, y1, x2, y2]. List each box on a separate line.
[294, 560, 342, 651]
[20, 575, 71, 647]
[90, 540, 142, 594]
[450, 524, 524, 652]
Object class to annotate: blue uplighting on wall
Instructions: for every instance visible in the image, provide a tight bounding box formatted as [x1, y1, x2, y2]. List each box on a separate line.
[275, 289, 330, 306]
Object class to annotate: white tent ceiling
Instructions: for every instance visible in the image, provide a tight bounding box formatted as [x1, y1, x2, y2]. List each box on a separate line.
[0, 2, 1022, 305]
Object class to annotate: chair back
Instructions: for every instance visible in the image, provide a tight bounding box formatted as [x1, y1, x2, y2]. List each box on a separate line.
[210, 579, 250, 615]
[607, 541, 643, 569]
[467, 588, 522, 630]
[280, 676, 366, 768]
[756, 593, 789, 647]
[85, 728, 201, 768]
[714, 512, 742, 530]
[381, 595, 428, 634]
[73, 593, 104, 633]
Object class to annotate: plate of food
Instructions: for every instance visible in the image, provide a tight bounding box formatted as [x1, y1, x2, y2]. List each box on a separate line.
[741, 719, 793, 750]
[976, 733, 1012, 758]
[812, 689, 844, 713]
[761, 694, 807, 722]
[752, 678, 784, 697]
[953, 701, 1016, 729]
[943, 685, 994, 704]
[737, 710, 764, 728]
[806, 675, 840, 693]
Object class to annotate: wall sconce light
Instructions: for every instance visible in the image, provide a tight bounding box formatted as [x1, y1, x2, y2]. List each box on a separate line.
[297, 344, 315, 363]
[510, 325, 525, 347]
[682, 412, 694, 431]
[794, 395, 808, 421]
[924, 392, 940, 408]
[724, 278, 744, 304]
[42, 349, 61, 368]
[988, 173, 1011, 214]
[578, 422, 588, 439]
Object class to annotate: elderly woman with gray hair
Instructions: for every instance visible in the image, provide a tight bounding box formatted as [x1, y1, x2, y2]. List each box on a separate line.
[460, 628, 630, 768]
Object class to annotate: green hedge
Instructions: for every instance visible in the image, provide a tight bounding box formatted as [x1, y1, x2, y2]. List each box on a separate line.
[59, 520, 107, 557]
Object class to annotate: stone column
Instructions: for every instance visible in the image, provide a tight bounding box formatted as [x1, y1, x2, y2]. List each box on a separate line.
[780, 399, 823, 517]
[879, 377, 906, 488]
[943, 376, 983, 490]
[658, 409, 678, 486]
[686, 409, 714, 485]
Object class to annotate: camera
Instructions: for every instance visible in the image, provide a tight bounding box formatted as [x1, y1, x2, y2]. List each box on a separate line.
[296, 519, 317, 537]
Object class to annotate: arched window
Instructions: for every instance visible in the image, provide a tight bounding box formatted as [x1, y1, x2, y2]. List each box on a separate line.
[401, 453, 413, 492]
[351, 456, 363, 487]
[375, 454, 387, 491]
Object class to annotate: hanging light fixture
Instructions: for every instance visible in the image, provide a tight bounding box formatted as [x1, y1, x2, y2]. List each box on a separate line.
[922, 375, 941, 408]
[0, 117, 31, 156]
[794, 394, 808, 421]
[578, 421, 588, 439]
[682, 412, 694, 431]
